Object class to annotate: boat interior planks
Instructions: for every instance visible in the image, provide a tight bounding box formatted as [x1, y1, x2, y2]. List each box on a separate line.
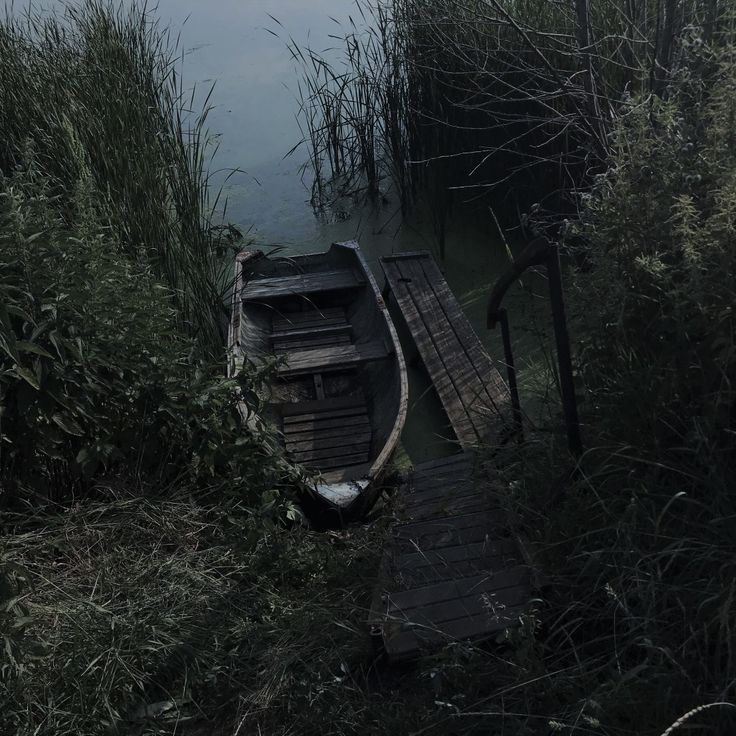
[230, 241, 408, 514]
[369, 452, 534, 660]
[380, 252, 512, 449]
[242, 268, 365, 301]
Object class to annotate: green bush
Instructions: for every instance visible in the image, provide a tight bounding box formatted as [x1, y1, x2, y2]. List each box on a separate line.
[569, 36, 736, 472]
[0, 162, 285, 505]
[513, 37, 736, 733]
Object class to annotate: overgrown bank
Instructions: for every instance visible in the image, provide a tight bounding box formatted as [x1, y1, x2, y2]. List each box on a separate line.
[2, 1, 736, 735]
[0, 3, 304, 731]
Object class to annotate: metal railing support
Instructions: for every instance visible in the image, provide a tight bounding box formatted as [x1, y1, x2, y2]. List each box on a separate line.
[487, 237, 582, 458]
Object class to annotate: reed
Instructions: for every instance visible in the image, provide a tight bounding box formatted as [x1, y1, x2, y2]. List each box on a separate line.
[293, 0, 736, 253]
[0, 0, 230, 356]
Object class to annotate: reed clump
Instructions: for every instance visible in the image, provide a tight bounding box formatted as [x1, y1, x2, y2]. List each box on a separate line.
[294, 0, 735, 252]
[0, 0, 230, 354]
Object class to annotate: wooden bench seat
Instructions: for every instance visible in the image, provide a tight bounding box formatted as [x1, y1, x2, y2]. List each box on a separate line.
[281, 396, 371, 471]
[242, 268, 364, 302]
[271, 323, 352, 342]
[380, 252, 511, 447]
[276, 339, 391, 378]
[272, 307, 347, 331]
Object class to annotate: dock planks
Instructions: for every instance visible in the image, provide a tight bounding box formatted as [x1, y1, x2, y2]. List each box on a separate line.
[380, 252, 511, 448]
[370, 453, 532, 660]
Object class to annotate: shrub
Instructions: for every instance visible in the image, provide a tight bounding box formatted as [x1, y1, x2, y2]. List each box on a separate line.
[0, 162, 286, 506]
[511, 37, 736, 734]
[569, 36, 736, 474]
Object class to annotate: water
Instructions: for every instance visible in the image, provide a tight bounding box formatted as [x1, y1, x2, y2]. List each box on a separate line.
[23, 0, 550, 462]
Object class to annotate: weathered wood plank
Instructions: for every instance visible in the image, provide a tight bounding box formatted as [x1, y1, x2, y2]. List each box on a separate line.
[383, 261, 476, 444]
[286, 430, 372, 453]
[388, 580, 530, 622]
[243, 268, 363, 301]
[284, 425, 371, 446]
[384, 600, 530, 659]
[418, 256, 511, 422]
[280, 395, 366, 417]
[284, 414, 370, 435]
[277, 340, 391, 378]
[311, 451, 370, 470]
[273, 306, 345, 325]
[399, 560, 519, 587]
[273, 313, 347, 331]
[393, 526, 504, 554]
[381, 252, 512, 447]
[399, 258, 495, 443]
[392, 511, 502, 542]
[403, 494, 498, 521]
[273, 334, 351, 352]
[387, 258, 481, 442]
[283, 405, 367, 425]
[270, 323, 352, 341]
[385, 567, 530, 613]
[292, 441, 370, 463]
[381, 251, 431, 261]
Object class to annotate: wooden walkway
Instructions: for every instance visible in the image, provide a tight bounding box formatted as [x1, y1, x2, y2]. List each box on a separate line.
[370, 454, 532, 660]
[381, 252, 511, 448]
[372, 252, 531, 660]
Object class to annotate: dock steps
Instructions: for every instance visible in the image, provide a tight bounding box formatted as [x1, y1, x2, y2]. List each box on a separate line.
[370, 453, 532, 661]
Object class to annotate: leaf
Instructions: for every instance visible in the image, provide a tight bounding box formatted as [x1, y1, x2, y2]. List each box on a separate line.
[24, 231, 45, 244]
[0, 336, 19, 363]
[52, 413, 83, 436]
[15, 341, 54, 360]
[12, 365, 39, 390]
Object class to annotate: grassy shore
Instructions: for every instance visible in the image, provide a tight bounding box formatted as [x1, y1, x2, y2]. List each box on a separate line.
[3, 1, 736, 735]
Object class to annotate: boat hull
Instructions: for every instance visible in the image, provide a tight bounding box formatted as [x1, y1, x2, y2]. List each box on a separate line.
[229, 241, 408, 515]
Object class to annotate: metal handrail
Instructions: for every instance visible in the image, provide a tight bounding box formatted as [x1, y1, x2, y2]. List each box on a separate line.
[487, 236, 582, 458]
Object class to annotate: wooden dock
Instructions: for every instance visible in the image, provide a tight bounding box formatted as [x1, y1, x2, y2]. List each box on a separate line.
[372, 252, 532, 660]
[381, 251, 511, 447]
[370, 454, 531, 660]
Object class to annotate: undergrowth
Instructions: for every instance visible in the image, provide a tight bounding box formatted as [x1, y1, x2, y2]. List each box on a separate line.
[3, 3, 736, 736]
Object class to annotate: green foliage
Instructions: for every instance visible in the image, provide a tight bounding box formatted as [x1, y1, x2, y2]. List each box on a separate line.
[569, 38, 736, 471]
[0, 0, 230, 355]
[0, 162, 286, 505]
[495, 37, 736, 735]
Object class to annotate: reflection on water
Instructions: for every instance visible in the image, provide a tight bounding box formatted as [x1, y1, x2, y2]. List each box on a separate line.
[26, 0, 547, 463]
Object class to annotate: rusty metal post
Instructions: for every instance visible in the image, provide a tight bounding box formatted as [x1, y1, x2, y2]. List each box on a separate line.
[496, 308, 523, 441]
[546, 243, 582, 458]
[487, 237, 582, 459]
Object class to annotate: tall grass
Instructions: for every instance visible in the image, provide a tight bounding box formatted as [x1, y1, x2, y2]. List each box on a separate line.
[0, 3, 295, 504]
[294, 0, 736, 253]
[0, 0, 230, 355]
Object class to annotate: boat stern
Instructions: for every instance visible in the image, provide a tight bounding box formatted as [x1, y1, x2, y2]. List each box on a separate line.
[313, 477, 370, 509]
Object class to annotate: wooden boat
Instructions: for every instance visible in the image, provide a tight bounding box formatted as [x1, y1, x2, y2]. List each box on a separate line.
[229, 240, 408, 514]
